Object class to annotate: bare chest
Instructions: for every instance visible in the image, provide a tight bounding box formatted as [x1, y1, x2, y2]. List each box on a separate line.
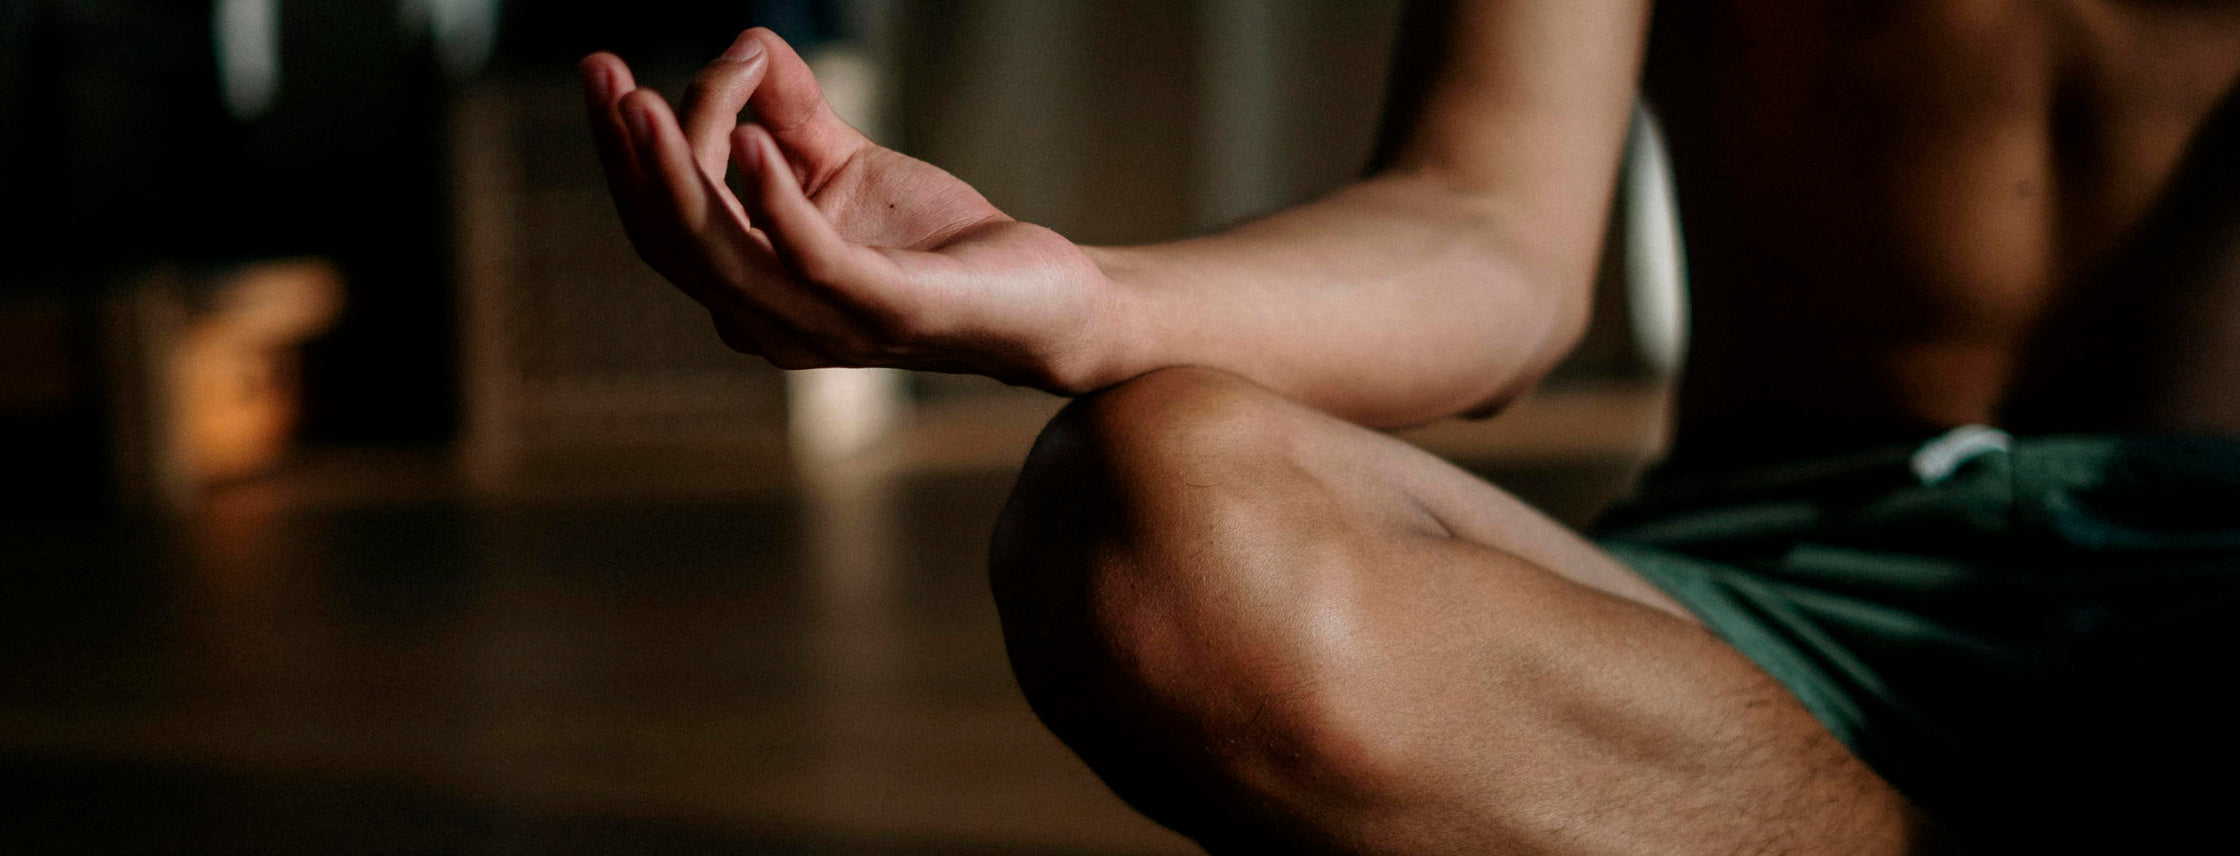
[1655, 0, 2238, 296]
[1648, 0, 2240, 438]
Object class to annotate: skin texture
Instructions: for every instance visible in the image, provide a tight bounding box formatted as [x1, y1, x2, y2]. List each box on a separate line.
[582, 1, 2240, 852]
[1646, 0, 2240, 463]
[989, 367, 1946, 854]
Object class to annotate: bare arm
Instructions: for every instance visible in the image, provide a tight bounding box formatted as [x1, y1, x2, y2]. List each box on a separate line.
[581, 0, 1650, 427]
[1094, 1, 1652, 426]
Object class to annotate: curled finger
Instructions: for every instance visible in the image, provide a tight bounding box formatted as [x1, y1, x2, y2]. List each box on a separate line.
[681, 30, 773, 181]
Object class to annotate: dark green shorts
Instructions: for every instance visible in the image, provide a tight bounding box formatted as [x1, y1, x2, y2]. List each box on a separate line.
[1595, 429, 2240, 853]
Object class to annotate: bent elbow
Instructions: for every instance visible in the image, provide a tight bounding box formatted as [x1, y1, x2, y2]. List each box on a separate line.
[1458, 260, 1597, 420]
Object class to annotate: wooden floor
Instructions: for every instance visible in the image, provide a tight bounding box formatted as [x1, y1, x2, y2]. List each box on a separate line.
[0, 385, 1667, 855]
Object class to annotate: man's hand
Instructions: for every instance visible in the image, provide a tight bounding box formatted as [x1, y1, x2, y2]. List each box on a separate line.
[580, 29, 1126, 392]
[582, 0, 1644, 428]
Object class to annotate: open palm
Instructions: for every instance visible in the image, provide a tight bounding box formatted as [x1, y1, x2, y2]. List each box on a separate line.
[581, 29, 1119, 392]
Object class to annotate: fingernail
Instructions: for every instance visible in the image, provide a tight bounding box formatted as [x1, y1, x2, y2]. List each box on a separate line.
[625, 102, 653, 138]
[756, 135, 782, 173]
[741, 134, 768, 175]
[721, 31, 765, 63]
[590, 66, 616, 101]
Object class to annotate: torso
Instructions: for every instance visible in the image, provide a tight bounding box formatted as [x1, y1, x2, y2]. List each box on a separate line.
[1644, 0, 2240, 466]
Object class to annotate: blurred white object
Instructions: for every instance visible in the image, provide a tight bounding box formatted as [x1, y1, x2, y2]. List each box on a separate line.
[214, 0, 279, 120]
[1911, 424, 2012, 484]
[400, 0, 499, 78]
[1622, 105, 1690, 377]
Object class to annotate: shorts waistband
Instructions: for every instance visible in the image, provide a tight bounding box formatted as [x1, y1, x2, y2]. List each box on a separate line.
[1601, 427, 2240, 546]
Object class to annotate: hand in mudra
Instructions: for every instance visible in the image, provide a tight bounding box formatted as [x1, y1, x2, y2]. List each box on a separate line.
[581, 28, 1119, 392]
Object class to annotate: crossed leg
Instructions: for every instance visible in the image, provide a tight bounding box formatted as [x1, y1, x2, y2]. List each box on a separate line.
[989, 368, 1949, 855]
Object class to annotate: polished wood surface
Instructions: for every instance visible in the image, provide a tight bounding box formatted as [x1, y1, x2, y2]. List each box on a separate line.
[2, 467, 1193, 854]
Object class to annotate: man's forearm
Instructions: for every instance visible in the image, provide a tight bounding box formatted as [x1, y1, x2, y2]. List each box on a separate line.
[1082, 170, 1598, 428]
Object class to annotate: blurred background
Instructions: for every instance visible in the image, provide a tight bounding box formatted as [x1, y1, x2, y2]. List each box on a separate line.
[0, 0, 1683, 852]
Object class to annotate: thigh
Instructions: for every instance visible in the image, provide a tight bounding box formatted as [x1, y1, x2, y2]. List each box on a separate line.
[1278, 399, 1690, 621]
[993, 368, 1951, 854]
[1228, 387, 1941, 853]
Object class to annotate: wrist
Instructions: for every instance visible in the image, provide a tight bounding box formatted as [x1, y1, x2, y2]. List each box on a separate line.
[1064, 244, 1160, 395]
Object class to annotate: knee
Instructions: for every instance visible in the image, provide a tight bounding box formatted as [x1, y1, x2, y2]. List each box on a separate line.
[1010, 364, 1292, 491]
[990, 367, 1325, 632]
[989, 368, 1404, 832]
[990, 367, 1308, 651]
[992, 367, 1300, 571]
